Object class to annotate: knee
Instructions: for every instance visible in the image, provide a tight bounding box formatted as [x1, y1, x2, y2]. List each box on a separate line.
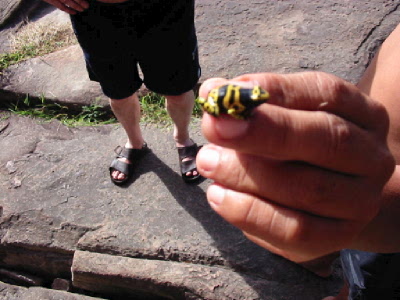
[165, 91, 194, 105]
[109, 94, 138, 108]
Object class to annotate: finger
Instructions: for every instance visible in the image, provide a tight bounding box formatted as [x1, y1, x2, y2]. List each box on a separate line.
[244, 232, 339, 277]
[242, 232, 297, 261]
[60, 0, 89, 12]
[197, 145, 382, 220]
[46, 0, 80, 14]
[198, 78, 229, 99]
[200, 104, 393, 176]
[232, 72, 390, 134]
[243, 232, 316, 264]
[206, 184, 361, 259]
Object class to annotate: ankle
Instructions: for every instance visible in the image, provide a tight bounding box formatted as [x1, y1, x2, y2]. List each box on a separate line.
[125, 140, 145, 149]
[175, 137, 193, 148]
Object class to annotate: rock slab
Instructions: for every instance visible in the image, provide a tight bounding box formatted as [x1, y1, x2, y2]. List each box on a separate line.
[2, 0, 400, 299]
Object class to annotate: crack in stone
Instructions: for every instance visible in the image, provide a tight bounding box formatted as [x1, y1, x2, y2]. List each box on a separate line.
[355, 3, 400, 58]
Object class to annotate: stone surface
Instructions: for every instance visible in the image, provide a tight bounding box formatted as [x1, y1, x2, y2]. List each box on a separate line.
[0, 268, 44, 286]
[0, 0, 23, 27]
[0, 0, 41, 52]
[1, 0, 400, 299]
[195, 0, 400, 83]
[73, 250, 327, 300]
[0, 45, 108, 109]
[0, 280, 103, 299]
[0, 113, 341, 299]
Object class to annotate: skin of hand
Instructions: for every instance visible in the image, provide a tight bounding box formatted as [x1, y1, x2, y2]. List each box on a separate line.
[351, 24, 400, 253]
[196, 72, 395, 264]
[42, 0, 89, 14]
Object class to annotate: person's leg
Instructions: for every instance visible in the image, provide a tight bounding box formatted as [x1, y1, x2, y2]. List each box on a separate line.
[109, 93, 145, 181]
[165, 90, 198, 177]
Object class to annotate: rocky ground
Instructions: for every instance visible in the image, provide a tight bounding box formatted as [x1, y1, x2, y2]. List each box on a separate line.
[0, 0, 399, 299]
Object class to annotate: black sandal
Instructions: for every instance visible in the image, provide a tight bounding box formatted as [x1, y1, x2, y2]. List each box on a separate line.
[109, 143, 149, 186]
[177, 142, 202, 183]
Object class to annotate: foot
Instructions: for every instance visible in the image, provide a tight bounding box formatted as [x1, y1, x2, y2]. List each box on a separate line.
[176, 139, 198, 178]
[177, 139, 202, 183]
[109, 141, 148, 185]
[110, 142, 139, 181]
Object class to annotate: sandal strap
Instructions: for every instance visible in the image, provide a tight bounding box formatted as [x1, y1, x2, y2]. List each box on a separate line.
[114, 143, 148, 160]
[177, 143, 199, 160]
[180, 159, 197, 174]
[110, 158, 131, 174]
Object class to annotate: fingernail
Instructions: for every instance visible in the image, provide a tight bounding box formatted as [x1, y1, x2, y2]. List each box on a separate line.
[215, 118, 249, 139]
[197, 147, 220, 172]
[208, 184, 226, 207]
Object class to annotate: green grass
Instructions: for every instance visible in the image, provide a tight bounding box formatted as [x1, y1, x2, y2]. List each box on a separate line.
[0, 51, 31, 72]
[140, 92, 203, 126]
[5, 93, 203, 127]
[7, 95, 116, 127]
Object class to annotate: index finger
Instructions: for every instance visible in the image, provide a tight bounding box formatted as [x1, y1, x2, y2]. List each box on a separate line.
[199, 72, 389, 134]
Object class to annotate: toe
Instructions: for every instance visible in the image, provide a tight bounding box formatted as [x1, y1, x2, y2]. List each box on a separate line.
[117, 172, 126, 180]
[186, 170, 199, 178]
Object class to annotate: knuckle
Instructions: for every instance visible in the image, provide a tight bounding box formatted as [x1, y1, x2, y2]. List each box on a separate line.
[270, 111, 293, 156]
[323, 113, 353, 157]
[283, 212, 311, 247]
[242, 196, 263, 228]
[374, 147, 395, 181]
[312, 72, 353, 110]
[222, 152, 252, 188]
[370, 100, 391, 135]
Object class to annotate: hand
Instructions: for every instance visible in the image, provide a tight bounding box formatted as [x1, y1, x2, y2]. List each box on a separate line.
[42, 0, 89, 14]
[196, 72, 395, 264]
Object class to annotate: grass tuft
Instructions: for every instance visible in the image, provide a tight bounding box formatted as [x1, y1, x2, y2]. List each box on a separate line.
[7, 95, 116, 127]
[0, 21, 77, 73]
[139, 92, 203, 127]
[5, 93, 203, 127]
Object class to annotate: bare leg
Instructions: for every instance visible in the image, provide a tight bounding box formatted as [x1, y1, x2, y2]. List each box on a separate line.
[165, 90, 198, 177]
[109, 93, 145, 181]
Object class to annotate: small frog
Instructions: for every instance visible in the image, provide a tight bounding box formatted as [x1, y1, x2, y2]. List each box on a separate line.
[197, 84, 269, 119]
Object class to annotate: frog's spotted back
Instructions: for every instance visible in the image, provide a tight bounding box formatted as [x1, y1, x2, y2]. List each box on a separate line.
[198, 84, 269, 119]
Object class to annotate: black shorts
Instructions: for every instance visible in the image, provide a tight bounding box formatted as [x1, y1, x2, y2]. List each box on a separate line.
[70, 0, 201, 99]
[340, 250, 400, 299]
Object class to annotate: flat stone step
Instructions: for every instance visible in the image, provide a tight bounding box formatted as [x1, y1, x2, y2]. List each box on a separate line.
[0, 280, 103, 300]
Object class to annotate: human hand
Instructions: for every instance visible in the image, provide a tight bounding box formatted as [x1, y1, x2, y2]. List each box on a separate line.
[196, 72, 395, 264]
[42, 0, 89, 15]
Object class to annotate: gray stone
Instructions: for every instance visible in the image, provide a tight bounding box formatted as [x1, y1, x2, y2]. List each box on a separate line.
[0, 45, 109, 109]
[0, 112, 341, 299]
[0, 268, 44, 286]
[51, 278, 72, 291]
[1, 0, 399, 299]
[196, 0, 400, 83]
[0, 0, 26, 27]
[0, 2, 67, 53]
[0, 280, 103, 299]
[0, 0, 41, 52]
[73, 250, 317, 300]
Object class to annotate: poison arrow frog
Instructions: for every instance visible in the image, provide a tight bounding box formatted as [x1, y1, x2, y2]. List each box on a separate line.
[197, 84, 269, 119]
